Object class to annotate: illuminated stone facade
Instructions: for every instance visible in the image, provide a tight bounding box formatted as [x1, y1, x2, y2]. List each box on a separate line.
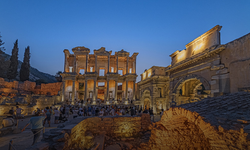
[139, 25, 250, 113]
[137, 66, 169, 114]
[61, 47, 138, 104]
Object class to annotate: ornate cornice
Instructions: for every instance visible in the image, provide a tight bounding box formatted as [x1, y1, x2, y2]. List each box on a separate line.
[167, 44, 226, 72]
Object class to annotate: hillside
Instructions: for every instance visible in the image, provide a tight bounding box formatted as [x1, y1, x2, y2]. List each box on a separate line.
[0, 50, 57, 83]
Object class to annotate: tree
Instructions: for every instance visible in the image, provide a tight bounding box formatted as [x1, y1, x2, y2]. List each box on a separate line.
[7, 39, 19, 81]
[20, 46, 30, 81]
[55, 71, 62, 82]
[0, 32, 5, 52]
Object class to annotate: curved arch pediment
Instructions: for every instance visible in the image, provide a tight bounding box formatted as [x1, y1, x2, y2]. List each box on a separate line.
[172, 74, 210, 93]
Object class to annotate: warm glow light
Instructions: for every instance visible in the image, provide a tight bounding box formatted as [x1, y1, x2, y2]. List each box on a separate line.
[177, 51, 186, 60]
[194, 43, 204, 51]
[125, 101, 128, 104]
[106, 101, 109, 104]
[143, 72, 146, 79]
[148, 71, 151, 77]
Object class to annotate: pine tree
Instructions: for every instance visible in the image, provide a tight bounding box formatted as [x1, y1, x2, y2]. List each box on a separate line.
[0, 32, 5, 52]
[20, 46, 30, 81]
[7, 39, 19, 81]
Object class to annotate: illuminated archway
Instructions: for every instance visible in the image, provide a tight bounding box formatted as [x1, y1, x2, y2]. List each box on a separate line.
[141, 89, 151, 110]
[172, 74, 210, 106]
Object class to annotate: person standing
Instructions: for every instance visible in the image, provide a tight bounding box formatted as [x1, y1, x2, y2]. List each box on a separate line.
[15, 106, 23, 119]
[22, 112, 46, 145]
[43, 107, 51, 127]
[54, 108, 60, 124]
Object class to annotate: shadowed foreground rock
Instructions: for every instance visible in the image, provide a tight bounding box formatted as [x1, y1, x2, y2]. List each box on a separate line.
[139, 107, 250, 150]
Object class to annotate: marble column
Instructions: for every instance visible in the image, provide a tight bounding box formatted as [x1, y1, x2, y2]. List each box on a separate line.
[134, 57, 136, 74]
[106, 80, 109, 102]
[85, 54, 88, 73]
[108, 55, 110, 73]
[93, 79, 97, 104]
[71, 80, 75, 104]
[64, 55, 67, 72]
[95, 55, 97, 72]
[116, 55, 118, 73]
[125, 80, 128, 101]
[62, 81, 65, 102]
[84, 79, 88, 101]
[126, 56, 129, 74]
[74, 55, 76, 73]
[115, 80, 118, 101]
[133, 80, 136, 100]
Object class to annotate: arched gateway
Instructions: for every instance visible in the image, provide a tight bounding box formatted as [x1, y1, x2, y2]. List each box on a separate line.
[171, 74, 211, 106]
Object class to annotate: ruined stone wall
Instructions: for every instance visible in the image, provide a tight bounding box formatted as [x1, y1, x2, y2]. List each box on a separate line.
[40, 82, 62, 95]
[221, 33, 250, 93]
[140, 107, 250, 150]
[0, 78, 61, 96]
[66, 114, 151, 149]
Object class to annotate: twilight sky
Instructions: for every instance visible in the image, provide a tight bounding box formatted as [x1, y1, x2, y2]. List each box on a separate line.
[0, 0, 250, 82]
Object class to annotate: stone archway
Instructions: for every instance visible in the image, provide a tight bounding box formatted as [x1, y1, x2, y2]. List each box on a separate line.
[172, 74, 210, 105]
[144, 98, 150, 110]
[141, 89, 151, 110]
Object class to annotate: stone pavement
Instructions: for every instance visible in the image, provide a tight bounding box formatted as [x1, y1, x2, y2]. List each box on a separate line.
[0, 114, 75, 150]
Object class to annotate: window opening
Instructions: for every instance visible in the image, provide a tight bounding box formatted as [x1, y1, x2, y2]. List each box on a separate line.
[79, 69, 85, 74]
[99, 69, 105, 76]
[69, 66, 73, 72]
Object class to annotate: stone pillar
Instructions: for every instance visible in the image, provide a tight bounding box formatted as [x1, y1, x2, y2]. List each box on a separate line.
[133, 80, 135, 100]
[116, 55, 118, 73]
[74, 55, 76, 73]
[126, 56, 129, 74]
[106, 80, 109, 102]
[71, 80, 75, 104]
[86, 54, 88, 73]
[64, 55, 67, 72]
[134, 57, 136, 74]
[93, 79, 96, 104]
[95, 55, 97, 72]
[84, 79, 88, 101]
[62, 81, 65, 102]
[108, 55, 110, 73]
[115, 80, 118, 101]
[125, 80, 128, 101]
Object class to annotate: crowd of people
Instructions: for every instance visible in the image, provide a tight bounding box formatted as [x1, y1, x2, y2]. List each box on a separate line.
[30, 104, 166, 127]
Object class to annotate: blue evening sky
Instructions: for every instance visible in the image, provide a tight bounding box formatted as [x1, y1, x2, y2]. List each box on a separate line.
[0, 0, 250, 82]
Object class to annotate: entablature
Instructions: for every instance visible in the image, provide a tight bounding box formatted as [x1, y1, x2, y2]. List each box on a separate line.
[167, 45, 225, 73]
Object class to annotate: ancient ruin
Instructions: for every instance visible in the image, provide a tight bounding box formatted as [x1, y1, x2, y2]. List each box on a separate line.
[138, 25, 250, 113]
[61, 47, 138, 105]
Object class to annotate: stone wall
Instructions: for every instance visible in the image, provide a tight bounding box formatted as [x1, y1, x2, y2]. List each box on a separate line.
[0, 77, 61, 96]
[140, 107, 250, 150]
[65, 114, 151, 149]
[221, 33, 250, 93]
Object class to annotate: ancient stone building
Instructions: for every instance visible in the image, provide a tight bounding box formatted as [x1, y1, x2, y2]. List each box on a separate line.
[137, 66, 169, 114]
[61, 47, 138, 104]
[139, 25, 250, 112]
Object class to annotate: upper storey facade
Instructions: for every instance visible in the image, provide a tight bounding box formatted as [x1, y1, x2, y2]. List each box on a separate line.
[63, 46, 139, 77]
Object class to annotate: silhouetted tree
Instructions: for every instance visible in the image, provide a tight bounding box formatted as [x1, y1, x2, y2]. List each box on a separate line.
[7, 40, 19, 81]
[0, 32, 5, 52]
[35, 79, 47, 85]
[0, 33, 6, 77]
[20, 46, 30, 81]
[55, 71, 62, 82]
